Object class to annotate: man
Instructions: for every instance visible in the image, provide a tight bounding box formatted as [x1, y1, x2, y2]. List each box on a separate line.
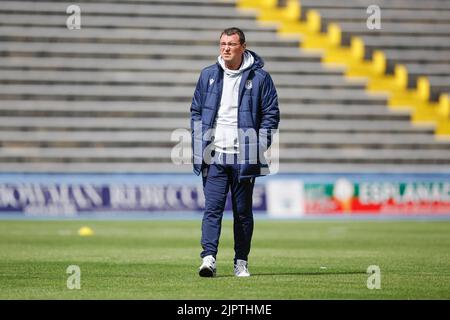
[190, 27, 280, 277]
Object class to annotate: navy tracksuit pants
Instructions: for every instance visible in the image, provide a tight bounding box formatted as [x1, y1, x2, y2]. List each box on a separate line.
[200, 152, 255, 263]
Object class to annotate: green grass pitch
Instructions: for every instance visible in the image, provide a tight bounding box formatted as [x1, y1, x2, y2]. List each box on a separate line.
[0, 219, 449, 299]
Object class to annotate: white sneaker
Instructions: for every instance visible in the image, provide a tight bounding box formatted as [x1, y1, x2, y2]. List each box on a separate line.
[199, 255, 216, 277]
[234, 259, 250, 277]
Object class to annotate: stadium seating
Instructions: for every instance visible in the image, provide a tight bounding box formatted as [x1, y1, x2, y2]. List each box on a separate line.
[0, 0, 449, 173]
[296, 0, 450, 101]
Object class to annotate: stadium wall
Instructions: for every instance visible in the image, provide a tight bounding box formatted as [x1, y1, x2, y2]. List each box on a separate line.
[1, 173, 450, 219]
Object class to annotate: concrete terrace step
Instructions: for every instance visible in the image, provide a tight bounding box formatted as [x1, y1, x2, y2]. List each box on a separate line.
[0, 116, 190, 130]
[404, 63, 450, 77]
[0, 70, 200, 85]
[361, 35, 450, 50]
[280, 148, 450, 162]
[278, 163, 450, 173]
[0, 100, 398, 114]
[0, 70, 366, 89]
[0, 105, 405, 121]
[0, 14, 276, 31]
[336, 22, 450, 37]
[0, 57, 338, 75]
[0, 42, 319, 61]
[279, 132, 447, 146]
[426, 77, 450, 98]
[0, 147, 175, 159]
[0, 101, 404, 119]
[0, 1, 254, 19]
[0, 131, 446, 149]
[298, 0, 450, 10]
[0, 147, 449, 162]
[70, 0, 230, 3]
[0, 129, 171, 139]
[0, 26, 299, 47]
[21, 0, 234, 4]
[0, 85, 386, 103]
[382, 49, 450, 64]
[0, 117, 431, 133]
[23, 0, 234, 3]
[0, 0, 447, 172]
[1, 162, 448, 174]
[0, 101, 191, 114]
[303, 7, 450, 23]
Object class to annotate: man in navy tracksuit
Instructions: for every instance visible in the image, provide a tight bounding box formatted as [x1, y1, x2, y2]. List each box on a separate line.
[190, 27, 280, 277]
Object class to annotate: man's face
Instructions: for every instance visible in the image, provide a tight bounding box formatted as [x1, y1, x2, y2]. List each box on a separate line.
[219, 33, 246, 69]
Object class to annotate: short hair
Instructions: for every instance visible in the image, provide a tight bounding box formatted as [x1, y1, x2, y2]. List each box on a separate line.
[220, 27, 246, 45]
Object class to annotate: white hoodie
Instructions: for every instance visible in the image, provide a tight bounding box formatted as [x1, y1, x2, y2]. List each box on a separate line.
[213, 51, 254, 154]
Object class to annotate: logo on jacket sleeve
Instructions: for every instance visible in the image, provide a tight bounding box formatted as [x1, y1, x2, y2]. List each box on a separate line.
[209, 78, 215, 86]
[245, 80, 252, 90]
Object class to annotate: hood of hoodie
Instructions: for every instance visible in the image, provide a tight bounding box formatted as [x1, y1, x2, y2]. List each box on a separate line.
[217, 50, 264, 75]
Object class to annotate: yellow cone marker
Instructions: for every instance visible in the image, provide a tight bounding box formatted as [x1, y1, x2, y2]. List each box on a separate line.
[78, 226, 94, 237]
